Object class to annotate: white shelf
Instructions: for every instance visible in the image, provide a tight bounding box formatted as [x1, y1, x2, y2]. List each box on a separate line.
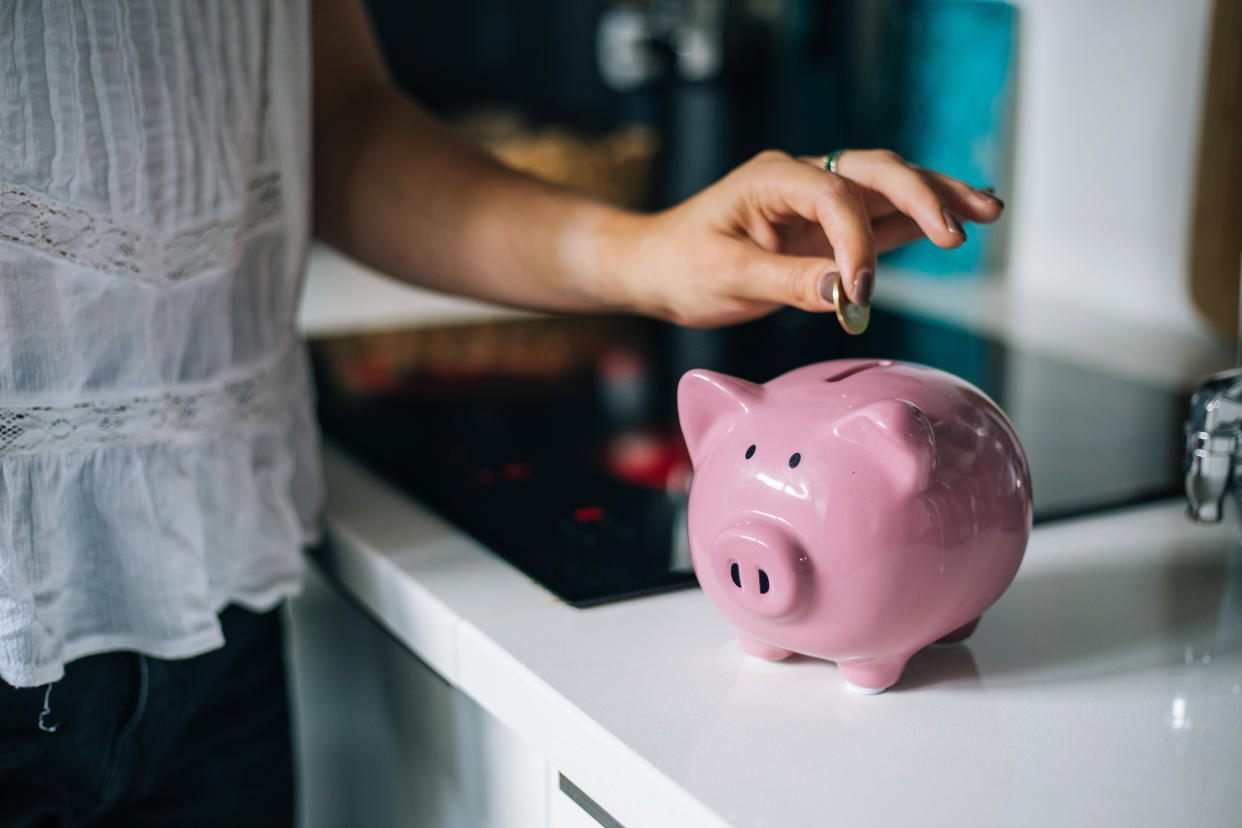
[874, 268, 1233, 390]
[297, 243, 530, 338]
[296, 242, 1233, 389]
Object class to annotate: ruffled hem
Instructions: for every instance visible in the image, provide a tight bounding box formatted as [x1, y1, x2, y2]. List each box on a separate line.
[2, 576, 304, 688]
[0, 349, 324, 688]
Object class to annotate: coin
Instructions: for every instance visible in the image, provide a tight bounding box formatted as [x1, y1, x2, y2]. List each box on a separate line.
[832, 273, 870, 335]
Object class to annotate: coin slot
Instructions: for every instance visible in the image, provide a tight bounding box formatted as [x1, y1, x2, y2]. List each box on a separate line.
[825, 361, 884, 382]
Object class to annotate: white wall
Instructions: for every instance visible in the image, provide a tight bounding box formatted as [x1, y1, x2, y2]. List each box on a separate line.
[1006, 0, 1217, 336]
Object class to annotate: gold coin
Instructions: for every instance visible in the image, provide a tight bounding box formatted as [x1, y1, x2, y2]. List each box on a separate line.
[832, 273, 870, 335]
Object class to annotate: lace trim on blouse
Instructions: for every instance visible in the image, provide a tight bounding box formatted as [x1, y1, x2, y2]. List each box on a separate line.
[0, 172, 284, 286]
[0, 341, 303, 456]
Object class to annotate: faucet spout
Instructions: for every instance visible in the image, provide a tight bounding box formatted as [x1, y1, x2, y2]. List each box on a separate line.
[1184, 368, 1242, 523]
[1186, 430, 1236, 522]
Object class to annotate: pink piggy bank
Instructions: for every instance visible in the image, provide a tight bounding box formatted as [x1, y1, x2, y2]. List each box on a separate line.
[678, 359, 1032, 694]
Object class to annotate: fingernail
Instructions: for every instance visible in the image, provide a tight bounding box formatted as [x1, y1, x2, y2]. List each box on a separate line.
[943, 208, 966, 237]
[975, 187, 1004, 208]
[852, 269, 874, 307]
[818, 272, 839, 307]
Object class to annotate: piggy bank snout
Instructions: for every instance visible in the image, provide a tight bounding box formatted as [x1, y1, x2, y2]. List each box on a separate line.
[708, 523, 806, 619]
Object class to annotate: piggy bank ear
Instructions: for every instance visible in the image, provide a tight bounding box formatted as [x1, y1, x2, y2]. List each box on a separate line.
[677, 369, 762, 466]
[832, 399, 936, 495]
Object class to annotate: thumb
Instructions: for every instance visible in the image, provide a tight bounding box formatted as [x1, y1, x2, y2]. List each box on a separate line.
[733, 248, 839, 313]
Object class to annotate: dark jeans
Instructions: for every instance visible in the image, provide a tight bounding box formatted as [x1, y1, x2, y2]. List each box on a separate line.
[0, 604, 294, 827]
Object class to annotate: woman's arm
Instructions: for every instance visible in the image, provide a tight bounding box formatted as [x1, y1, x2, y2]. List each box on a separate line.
[311, 0, 1003, 328]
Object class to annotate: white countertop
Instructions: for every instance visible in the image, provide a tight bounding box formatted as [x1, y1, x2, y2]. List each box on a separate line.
[298, 244, 530, 338]
[315, 442, 1242, 828]
[873, 269, 1232, 390]
[297, 244, 1232, 390]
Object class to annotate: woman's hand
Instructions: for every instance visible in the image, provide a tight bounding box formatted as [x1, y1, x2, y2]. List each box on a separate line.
[599, 149, 1005, 328]
[311, 6, 1002, 328]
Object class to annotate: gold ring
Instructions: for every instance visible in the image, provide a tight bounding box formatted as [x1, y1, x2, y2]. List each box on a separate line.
[822, 149, 849, 175]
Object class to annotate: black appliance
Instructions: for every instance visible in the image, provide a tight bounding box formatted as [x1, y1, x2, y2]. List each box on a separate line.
[313, 307, 1188, 607]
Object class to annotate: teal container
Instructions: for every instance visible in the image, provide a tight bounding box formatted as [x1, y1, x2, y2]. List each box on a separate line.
[876, 1, 1017, 275]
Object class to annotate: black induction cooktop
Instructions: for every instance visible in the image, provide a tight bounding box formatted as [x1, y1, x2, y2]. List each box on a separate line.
[312, 306, 1190, 607]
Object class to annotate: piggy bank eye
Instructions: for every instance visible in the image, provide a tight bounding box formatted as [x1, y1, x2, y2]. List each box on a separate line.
[745, 444, 756, 459]
[788, 452, 801, 468]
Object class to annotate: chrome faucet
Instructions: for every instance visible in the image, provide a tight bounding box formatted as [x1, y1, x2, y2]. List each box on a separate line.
[1185, 368, 1242, 523]
[1185, 257, 1242, 524]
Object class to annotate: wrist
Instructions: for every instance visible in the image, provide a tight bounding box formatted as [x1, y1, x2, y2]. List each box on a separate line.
[568, 204, 662, 317]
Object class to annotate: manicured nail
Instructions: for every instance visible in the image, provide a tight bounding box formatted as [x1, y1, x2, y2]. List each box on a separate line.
[818, 272, 839, 307]
[975, 186, 1004, 208]
[852, 269, 874, 307]
[943, 208, 966, 237]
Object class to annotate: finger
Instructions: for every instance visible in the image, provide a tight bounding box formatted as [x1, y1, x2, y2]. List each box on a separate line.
[799, 153, 1007, 227]
[780, 211, 939, 258]
[751, 156, 876, 306]
[916, 167, 1004, 224]
[798, 155, 899, 218]
[735, 218, 926, 312]
[832, 149, 968, 249]
[724, 240, 840, 314]
[872, 213, 928, 253]
[777, 219, 835, 259]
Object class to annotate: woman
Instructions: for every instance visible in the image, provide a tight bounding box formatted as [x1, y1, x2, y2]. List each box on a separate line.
[0, 1, 1002, 824]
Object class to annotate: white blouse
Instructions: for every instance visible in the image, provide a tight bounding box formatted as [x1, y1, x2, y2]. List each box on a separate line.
[0, 0, 323, 686]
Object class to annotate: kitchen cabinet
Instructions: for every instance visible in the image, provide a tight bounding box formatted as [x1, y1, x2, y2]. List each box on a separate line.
[289, 562, 621, 828]
[287, 564, 544, 827]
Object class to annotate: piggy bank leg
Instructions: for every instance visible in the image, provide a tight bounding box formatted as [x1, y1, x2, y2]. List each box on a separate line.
[838, 656, 911, 695]
[737, 633, 793, 661]
[934, 616, 981, 646]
